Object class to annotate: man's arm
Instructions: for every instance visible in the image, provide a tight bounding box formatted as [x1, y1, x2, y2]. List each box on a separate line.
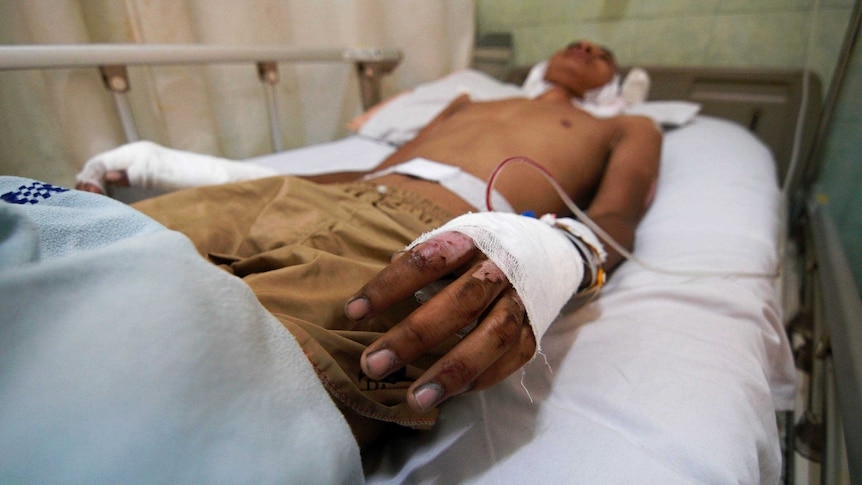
[74, 141, 277, 194]
[77, 94, 476, 195]
[587, 115, 662, 270]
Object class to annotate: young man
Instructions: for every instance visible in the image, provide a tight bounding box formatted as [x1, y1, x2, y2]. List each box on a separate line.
[80, 40, 661, 446]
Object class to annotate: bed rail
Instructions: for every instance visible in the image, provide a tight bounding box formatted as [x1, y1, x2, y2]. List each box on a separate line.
[0, 44, 400, 70]
[796, 199, 862, 484]
[0, 44, 401, 150]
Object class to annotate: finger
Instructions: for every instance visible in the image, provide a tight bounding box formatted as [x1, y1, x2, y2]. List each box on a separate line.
[471, 295, 535, 391]
[345, 231, 477, 321]
[407, 288, 531, 412]
[104, 170, 130, 187]
[74, 182, 105, 194]
[389, 250, 406, 263]
[360, 258, 509, 380]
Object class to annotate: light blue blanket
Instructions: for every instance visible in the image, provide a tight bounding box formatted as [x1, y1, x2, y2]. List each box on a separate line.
[0, 177, 362, 484]
[0, 177, 163, 265]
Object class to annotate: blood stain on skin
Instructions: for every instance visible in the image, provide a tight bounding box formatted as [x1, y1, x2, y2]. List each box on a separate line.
[471, 260, 506, 283]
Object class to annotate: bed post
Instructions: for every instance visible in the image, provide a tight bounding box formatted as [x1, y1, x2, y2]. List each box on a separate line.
[99, 64, 140, 143]
[355, 59, 399, 110]
[256, 61, 284, 152]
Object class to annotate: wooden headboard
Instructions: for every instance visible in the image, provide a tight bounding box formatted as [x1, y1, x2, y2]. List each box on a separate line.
[506, 65, 823, 186]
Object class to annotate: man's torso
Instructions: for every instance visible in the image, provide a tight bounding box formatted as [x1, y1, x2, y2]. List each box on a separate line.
[376, 95, 621, 216]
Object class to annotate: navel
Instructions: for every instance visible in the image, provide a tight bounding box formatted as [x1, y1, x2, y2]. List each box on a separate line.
[560, 119, 572, 128]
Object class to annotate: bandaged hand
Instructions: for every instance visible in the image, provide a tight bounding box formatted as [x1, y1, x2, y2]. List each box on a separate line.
[75, 141, 276, 194]
[345, 212, 603, 413]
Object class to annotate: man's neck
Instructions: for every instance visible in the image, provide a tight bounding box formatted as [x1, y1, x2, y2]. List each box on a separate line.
[536, 84, 581, 104]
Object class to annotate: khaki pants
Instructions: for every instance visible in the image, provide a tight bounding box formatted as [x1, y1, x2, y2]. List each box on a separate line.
[134, 176, 455, 445]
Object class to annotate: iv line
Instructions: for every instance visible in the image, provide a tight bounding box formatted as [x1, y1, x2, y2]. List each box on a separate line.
[485, 156, 780, 280]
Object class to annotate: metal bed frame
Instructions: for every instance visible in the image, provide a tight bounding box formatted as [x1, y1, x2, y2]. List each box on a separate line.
[788, 1, 862, 481]
[0, 44, 401, 152]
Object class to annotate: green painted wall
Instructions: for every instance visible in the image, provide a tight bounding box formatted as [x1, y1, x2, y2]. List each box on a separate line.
[815, 36, 862, 292]
[476, 0, 861, 292]
[476, 0, 852, 87]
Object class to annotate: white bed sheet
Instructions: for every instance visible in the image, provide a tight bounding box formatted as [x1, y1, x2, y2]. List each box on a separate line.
[252, 116, 796, 483]
[248, 135, 396, 176]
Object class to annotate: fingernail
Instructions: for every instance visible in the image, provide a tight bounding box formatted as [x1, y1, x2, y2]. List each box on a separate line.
[345, 297, 370, 320]
[364, 349, 396, 378]
[413, 382, 443, 411]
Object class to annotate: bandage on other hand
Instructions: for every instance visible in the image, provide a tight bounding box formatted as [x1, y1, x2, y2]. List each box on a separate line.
[76, 141, 276, 192]
[408, 212, 605, 354]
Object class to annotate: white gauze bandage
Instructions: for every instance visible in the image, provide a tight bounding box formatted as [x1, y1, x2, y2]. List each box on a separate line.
[76, 141, 277, 192]
[408, 212, 605, 351]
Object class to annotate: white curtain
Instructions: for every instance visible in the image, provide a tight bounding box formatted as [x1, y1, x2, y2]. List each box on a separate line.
[0, 0, 475, 186]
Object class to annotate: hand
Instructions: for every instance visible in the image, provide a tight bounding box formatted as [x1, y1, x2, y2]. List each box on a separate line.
[74, 170, 129, 194]
[345, 231, 536, 412]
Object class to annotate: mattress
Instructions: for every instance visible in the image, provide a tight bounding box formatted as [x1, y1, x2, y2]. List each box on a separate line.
[356, 116, 797, 484]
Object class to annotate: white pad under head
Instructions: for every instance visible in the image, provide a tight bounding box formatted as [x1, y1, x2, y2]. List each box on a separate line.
[522, 61, 624, 118]
[76, 141, 277, 192]
[408, 212, 600, 353]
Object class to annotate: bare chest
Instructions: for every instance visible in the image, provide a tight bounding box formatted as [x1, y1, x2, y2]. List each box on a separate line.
[439, 101, 615, 212]
[382, 97, 619, 215]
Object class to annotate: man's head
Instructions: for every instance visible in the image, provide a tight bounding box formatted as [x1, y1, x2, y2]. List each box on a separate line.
[543, 40, 617, 98]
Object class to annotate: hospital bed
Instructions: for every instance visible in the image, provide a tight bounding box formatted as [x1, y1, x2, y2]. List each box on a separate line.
[0, 43, 856, 485]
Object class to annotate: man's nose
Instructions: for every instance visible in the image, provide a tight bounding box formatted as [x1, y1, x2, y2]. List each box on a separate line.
[578, 42, 596, 54]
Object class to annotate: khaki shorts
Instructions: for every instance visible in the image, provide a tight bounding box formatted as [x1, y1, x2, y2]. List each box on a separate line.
[134, 176, 456, 443]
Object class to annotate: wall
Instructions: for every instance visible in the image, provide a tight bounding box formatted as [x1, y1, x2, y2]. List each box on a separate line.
[814, 25, 862, 292]
[476, 0, 852, 88]
[476, 0, 861, 291]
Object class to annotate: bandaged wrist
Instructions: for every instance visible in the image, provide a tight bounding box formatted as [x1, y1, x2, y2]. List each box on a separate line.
[407, 212, 604, 353]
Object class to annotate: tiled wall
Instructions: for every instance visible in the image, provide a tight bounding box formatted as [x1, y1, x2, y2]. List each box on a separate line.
[815, 34, 862, 291]
[476, 0, 853, 94]
[476, 0, 862, 292]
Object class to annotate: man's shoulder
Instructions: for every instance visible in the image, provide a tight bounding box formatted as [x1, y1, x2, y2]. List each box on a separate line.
[611, 113, 663, 135]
